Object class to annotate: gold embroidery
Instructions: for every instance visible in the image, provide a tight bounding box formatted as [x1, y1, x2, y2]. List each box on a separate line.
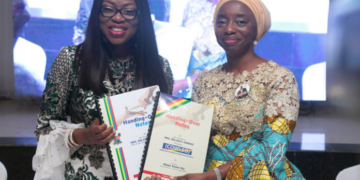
[212, 134, 230, 147]
[287, 120, 296, 132]
[226, 130, 242, 141]
[243, 134, 252, 141]
[264, 115, 278, 124]
[271, 118, 291, 134]
[284, 160, 292, 179]
[226, 156, 245, 180]
[249, 161, 273, 180]
[287, 158, 295, 173]
[208, 160, 227, 171]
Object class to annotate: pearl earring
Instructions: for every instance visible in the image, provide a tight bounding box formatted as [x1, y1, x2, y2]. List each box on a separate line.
[253, 40, 258, 46]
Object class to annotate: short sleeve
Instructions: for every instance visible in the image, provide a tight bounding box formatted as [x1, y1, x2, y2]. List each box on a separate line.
[264, 71, 300, 122]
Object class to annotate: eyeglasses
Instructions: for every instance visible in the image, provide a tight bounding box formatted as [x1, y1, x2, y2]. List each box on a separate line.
[100, 5, 139, 20]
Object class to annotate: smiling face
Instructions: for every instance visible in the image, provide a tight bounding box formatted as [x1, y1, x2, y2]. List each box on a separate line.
[215, 1, 257, 56]
[99, 0, 139, 46]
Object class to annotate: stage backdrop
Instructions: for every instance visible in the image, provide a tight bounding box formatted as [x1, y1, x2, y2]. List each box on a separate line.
[12, 0, 329, 101]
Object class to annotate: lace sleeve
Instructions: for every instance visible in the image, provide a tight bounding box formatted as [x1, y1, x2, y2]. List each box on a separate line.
[265, 71, 300, 123]
[34, 46, 75, 141]
[191, 71, 206, 103]
[32, 47, 85, 180]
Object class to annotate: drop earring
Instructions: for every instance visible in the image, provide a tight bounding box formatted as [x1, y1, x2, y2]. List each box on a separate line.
[253, 40, 258, 46]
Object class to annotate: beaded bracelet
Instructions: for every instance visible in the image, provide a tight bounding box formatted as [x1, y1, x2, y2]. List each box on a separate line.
[67, 129, 81, 147]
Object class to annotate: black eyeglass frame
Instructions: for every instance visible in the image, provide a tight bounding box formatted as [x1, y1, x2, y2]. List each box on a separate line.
[100, 5, 139, 20]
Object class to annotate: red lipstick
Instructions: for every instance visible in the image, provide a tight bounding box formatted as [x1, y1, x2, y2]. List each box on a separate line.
[223, 37, 239, 44]
[109, 25, 127, 36]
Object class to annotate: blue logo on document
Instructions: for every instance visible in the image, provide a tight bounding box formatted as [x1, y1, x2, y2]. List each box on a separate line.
[162, 143, 193, 155]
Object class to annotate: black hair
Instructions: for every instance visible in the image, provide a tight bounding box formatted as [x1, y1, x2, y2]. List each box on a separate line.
[75, 0, 169, 96]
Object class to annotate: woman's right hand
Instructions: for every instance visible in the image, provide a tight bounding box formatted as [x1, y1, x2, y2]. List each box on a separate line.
[73, 118, 115, 146]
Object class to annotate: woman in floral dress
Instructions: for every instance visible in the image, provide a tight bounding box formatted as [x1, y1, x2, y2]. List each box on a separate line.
[164, 0, 305, 180]
[32, 0, 173, 179]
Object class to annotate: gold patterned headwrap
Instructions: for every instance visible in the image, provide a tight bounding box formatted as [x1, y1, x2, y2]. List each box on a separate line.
[213, 0, 271, 41]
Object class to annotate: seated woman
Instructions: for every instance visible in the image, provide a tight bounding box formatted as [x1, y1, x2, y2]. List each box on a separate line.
[147, 0, 305, 179]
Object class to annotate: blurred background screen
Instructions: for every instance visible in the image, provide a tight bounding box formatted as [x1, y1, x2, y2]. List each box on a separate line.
[13, 0, 329, 101]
